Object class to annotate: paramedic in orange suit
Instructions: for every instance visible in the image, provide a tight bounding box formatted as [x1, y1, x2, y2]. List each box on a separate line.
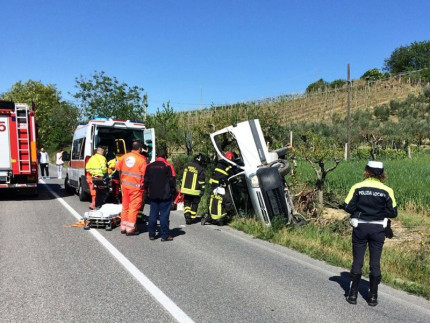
[115, 141, 147, 236]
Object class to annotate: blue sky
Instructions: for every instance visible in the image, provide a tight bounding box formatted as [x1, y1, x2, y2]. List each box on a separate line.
[1, 0, 429, 114]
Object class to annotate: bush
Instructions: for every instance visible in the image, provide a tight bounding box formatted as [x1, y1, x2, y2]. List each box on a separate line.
[374, 104, 390, 121]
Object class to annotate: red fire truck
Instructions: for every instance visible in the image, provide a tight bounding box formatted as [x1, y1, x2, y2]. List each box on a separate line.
[0, 100, 38, 195]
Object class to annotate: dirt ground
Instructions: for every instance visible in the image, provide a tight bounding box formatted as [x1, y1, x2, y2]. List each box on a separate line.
[321, 208, 426, 247]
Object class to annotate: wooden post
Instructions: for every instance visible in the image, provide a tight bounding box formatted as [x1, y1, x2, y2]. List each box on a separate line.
[346, 64, 351, 161]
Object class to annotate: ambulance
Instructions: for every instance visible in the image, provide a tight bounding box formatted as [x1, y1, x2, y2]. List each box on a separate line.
[64, 117, 155, 201]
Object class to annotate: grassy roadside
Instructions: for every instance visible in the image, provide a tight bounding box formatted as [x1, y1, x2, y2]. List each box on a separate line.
[230, 210, 430, 300]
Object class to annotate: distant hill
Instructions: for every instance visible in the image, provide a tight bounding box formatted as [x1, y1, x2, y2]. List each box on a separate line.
[177, 71, 429, 127]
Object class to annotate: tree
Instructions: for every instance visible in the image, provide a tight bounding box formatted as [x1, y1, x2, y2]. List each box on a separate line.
[384, 40, 430, 73]
[306, 79, 329, 93]
[1, 80, 79, 149]
[72, 71, 147, 121]
[294, 130, 342, 209]
[145, 102, 181, 152]
[329, 79, 346, 89]
[360, 68, 384, 82]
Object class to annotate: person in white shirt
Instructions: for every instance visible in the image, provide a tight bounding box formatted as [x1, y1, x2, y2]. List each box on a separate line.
[56, 150, 64, 179]
[38, 147, 50, 179]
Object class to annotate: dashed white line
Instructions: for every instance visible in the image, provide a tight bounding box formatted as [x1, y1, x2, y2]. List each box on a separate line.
[42, 182, 195, 323]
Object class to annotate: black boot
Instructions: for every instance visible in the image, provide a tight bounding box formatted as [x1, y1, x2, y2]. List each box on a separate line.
[346, 273, 361, 304]
[368, 275, 381, 306]
[184, 212, 192, 225]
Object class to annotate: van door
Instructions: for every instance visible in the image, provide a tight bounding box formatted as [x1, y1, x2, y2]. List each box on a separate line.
[144, 128, 156, 163]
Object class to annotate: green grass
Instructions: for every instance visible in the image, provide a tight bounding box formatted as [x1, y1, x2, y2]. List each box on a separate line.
[230, 212, 430, 299]
[292, 152, 430, 213]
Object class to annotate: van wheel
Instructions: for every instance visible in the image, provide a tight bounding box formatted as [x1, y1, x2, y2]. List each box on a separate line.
[78, 182, 88, 201]
[64, 176, 75, 195]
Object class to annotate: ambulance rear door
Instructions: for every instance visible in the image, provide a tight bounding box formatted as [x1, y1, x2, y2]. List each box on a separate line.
[144, 128, 156, 162]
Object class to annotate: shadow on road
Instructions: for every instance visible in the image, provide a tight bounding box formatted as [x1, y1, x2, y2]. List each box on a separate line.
[329, 271, 370, 299]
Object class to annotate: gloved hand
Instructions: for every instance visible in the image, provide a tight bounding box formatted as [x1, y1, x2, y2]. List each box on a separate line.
[385, 219, 394, 239]
[349, 218, 359, 228]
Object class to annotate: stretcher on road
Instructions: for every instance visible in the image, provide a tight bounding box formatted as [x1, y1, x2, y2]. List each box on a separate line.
[83, 203, 122, 231]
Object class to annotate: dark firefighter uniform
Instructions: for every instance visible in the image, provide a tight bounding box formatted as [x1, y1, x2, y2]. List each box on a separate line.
[209, 159, 237, 190]
[202, 180, 233, 226]
[181, 154, 207, 224]
[344, 161, 397, 306]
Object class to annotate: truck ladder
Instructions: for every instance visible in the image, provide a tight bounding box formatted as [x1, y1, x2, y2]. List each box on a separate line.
[15, 104, 31, 173]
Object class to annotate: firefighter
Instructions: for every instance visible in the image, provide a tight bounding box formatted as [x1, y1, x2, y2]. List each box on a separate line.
[180, 153, 208, 225]
[115, 141, 147, 236]
[86, 147, 109, 210]
[209, 151, 239, 190]
[344, 161, 397, 306]
[202, 178, 233, 226]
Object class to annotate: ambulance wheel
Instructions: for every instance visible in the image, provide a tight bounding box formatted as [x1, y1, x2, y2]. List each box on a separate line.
[64, 176, 75, 195]
[78, 182, 88, 201]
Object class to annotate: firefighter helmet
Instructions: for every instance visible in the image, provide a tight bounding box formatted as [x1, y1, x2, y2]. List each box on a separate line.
[194, 153, 208, 165]
[225, 151, 234, 161]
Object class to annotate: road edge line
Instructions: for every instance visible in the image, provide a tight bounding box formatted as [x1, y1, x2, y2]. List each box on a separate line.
[45, 184, 195, 323]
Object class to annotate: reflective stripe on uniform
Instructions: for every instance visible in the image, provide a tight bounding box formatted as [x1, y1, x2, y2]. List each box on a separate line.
[209, 194, 226, 219]
[121, 180, 142, 188]
[121, 170, 144, 178]
[214, 168, 228, 176]
[181, 168, 201, 195]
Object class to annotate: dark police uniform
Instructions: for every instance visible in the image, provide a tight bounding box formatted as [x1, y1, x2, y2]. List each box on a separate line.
[344, 175, 397, 306]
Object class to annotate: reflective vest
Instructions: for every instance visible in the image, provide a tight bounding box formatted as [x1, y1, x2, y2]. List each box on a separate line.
[181, 161, 205, 196]
[86, 153, 107, 177]
[116, 151, 147, 190]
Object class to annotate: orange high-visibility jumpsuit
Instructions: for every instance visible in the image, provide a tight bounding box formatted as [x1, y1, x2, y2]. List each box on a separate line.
[116, 151, 147, 234]
[86, 174, 96, 209]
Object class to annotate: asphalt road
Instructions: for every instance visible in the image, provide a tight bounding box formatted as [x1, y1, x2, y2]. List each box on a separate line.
[1, 166, 430, 322]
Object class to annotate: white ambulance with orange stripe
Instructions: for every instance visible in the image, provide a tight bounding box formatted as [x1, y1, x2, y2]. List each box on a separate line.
[64, 117, 155, 201]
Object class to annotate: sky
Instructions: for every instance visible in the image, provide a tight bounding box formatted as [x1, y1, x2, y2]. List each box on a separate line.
[1, 0, 429, 114]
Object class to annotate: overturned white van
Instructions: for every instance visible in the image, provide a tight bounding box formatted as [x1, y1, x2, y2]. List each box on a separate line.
[210, 119, 305, 226]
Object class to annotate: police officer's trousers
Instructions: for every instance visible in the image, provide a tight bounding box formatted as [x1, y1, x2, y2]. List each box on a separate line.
[351, 223, 385, 277]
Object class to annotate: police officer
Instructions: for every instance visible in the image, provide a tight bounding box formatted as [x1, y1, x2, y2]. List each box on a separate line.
[181, 153, 208, 225]
[344, 161, 397, 306]
[209, 151, 239, 190]
[202, 178, 233, 226]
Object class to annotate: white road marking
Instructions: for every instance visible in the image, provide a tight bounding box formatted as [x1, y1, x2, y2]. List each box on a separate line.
[43, 182, 195, 323]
